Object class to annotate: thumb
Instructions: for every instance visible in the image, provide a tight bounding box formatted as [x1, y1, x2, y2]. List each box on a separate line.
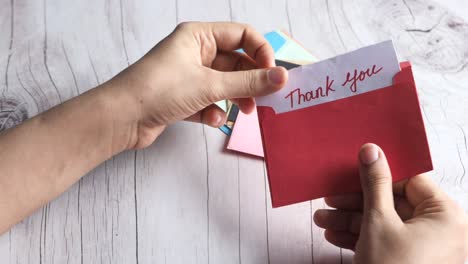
[359, 143, 398, 219]
[216, 66, 288, 99]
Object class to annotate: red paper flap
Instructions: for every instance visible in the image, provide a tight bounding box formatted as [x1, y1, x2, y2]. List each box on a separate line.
[257, 61, 433, 207]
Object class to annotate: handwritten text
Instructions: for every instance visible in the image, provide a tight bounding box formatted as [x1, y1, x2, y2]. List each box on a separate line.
[284, 76, 335, 108]
[341, 65, 383, 92]
[284, 65, 385, 109]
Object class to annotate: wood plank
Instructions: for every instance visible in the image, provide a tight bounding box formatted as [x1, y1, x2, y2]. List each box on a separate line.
[230, 0, 316, 263]
[237, 155, 269, 264]
[53, 0, 140, 262]
[137, 125, 209, 264]
[175, 1, 249, 263]
[131, 1, 211, 263]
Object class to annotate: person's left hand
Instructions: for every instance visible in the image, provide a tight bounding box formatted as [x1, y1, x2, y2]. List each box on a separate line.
[104, 22, 288, 149]
[313, 144, 468, 263]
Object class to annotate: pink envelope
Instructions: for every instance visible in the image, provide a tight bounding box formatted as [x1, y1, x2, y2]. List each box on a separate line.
[227, 61, 306, 157]
[227, 34, 315, 157]
[227, 107, 264, 157]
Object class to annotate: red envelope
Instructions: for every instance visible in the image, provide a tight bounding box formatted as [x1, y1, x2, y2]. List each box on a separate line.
[257, 62, 433, 208]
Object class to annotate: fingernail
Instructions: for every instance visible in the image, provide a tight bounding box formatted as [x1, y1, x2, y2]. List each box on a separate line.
[360, 144, 379, 165]
[313, 210, 330, 226]
[267, 67, 286, 85]
[315, 210, 330, 219]
[214, 113, 223, 127]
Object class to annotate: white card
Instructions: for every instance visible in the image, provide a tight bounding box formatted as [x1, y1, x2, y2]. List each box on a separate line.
[256, 40, 400, 114]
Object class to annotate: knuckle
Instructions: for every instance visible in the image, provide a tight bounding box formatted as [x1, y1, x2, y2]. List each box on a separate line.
[450, 203, 468, 229]
[176, 21, 194, 31]
[364, 168, 391, 189]
[463, 217, 468, 238]
[233, 56, 244, 71]
[349, 212, 362, 234]
[442, 198, 457, 211]
[242, 23, 254, 32]
[456, 216, 468, 234]
[236, 22, 249, 29]
[205, 70, 223, 101]
[367, 207, 386, 220]
[243, 71, 257, 97]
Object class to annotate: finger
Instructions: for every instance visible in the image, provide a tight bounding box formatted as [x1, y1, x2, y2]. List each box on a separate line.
[231, 98, 256, 114]
[211, 51, 256, 72]
[394, 196, 414, 221]
[324, 194, 363, 210]
[214, 66, 288, 99]
[404, 173, 444, 208]
[392, 178, 409, 196]
[324, 230, 358, 251]
[208, 22, 275, 68]
[314, 209, 362, 235]
[185, 104, 226, 128]
[325, 192, 414, 220]
[359, 143, 399, 219]
[212, 52, 268, 114]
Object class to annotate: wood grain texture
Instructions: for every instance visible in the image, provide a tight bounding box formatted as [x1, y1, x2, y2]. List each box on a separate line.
[0, 0, 467, 263]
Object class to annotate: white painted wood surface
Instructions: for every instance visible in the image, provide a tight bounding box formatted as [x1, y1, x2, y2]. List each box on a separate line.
[0, 0, 467, 263]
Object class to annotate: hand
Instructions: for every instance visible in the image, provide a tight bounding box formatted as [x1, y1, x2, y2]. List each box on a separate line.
[104, 22, 288, 149]
[313, 143, 468, 264]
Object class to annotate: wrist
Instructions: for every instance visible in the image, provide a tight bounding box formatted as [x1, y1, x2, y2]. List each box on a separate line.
[95, 78, 141, 153]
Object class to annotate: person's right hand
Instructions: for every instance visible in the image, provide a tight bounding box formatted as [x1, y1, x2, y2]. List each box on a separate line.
[314, 143, 468, 264]
[104, 22, 287, 150]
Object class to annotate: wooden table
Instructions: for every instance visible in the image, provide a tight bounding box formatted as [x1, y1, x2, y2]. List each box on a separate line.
[0, 0, 467, 263]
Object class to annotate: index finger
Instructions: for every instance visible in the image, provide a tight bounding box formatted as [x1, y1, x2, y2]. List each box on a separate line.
[404, 173, 445, 207]
[208, 22, 275, 68]
[325, 193, 363, 210]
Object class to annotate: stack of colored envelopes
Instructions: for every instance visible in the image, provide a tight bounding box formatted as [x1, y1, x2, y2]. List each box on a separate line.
[219, 30, 317, 157]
